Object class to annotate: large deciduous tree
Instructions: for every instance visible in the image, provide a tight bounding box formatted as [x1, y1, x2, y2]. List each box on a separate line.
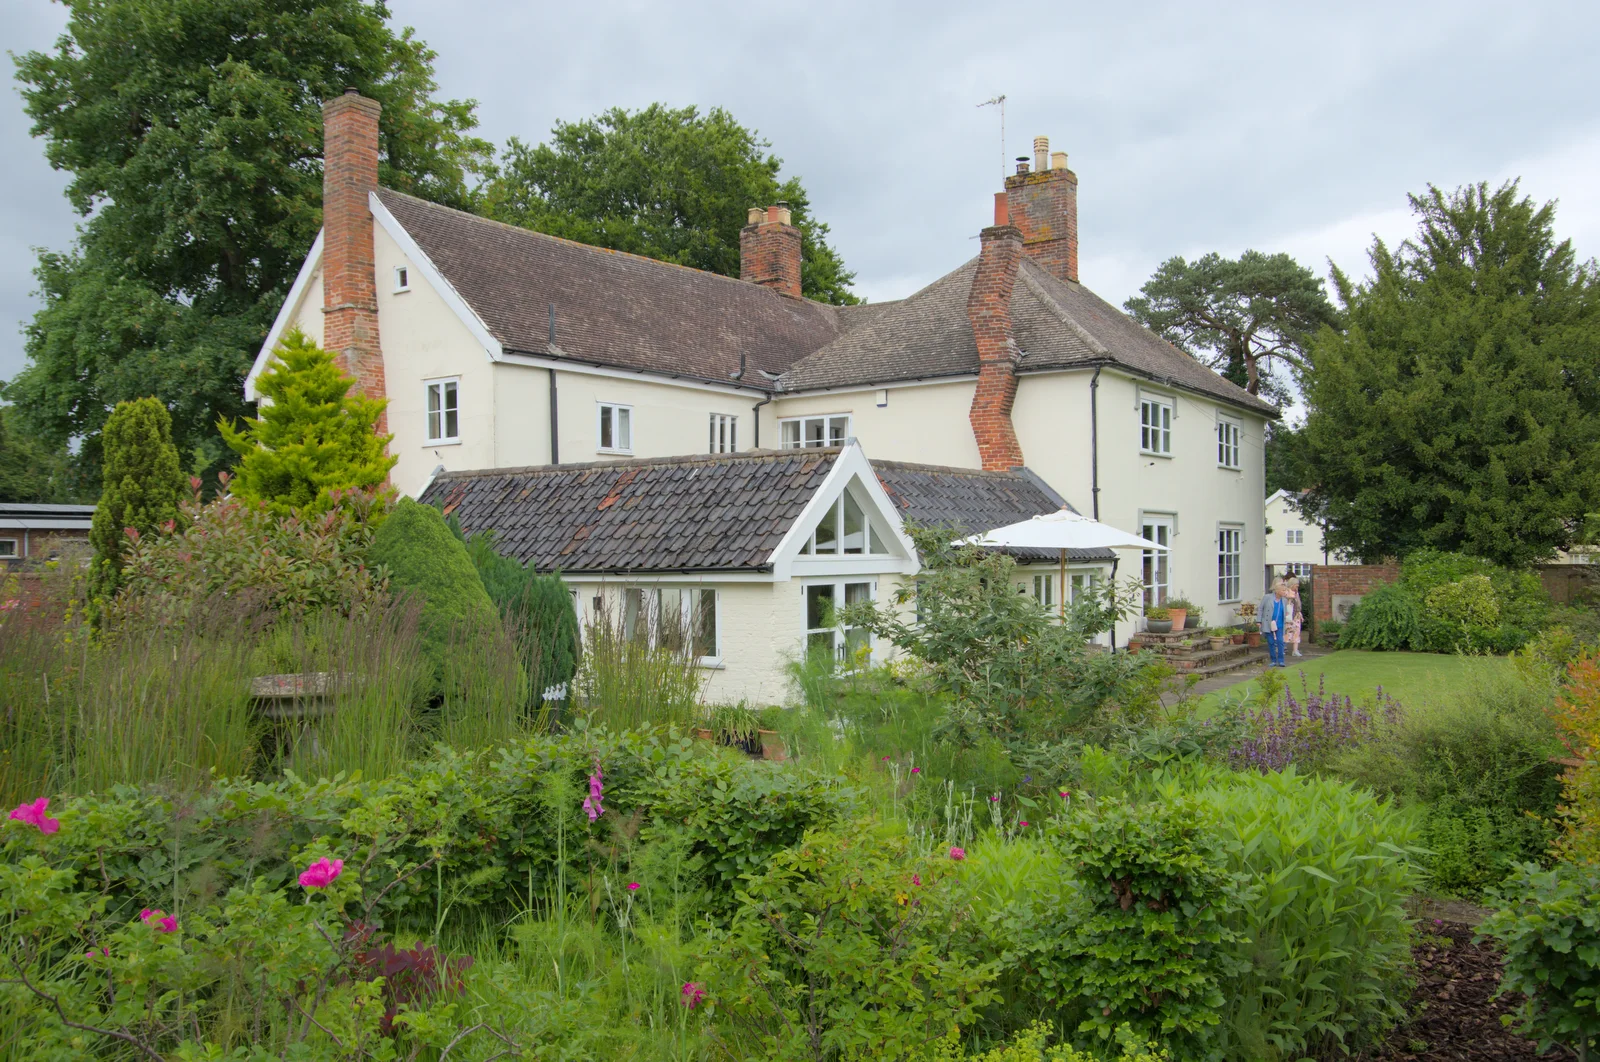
[1299, 182, 1600, 568]
[0, 406, 84, 504]
[1125, 250, 1340, 400]
[5, 0, 490, 488]
[481, 104, 860, 305]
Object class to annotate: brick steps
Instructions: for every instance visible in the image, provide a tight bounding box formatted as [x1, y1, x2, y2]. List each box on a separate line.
[1131, 628, 1269, 676]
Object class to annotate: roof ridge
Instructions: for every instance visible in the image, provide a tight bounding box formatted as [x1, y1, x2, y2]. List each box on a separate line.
[872, 458, 1026, 477]
[431, 447, 842, 480]
[376, 188, 834, 306]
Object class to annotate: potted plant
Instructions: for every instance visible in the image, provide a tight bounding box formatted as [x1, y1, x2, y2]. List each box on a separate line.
[1145, 606, 1173, 634]
[1206, 628, 1231, 650]
[756, 707, 788, 762]
[1244, 621, 1262, 647]
[1126, 634, 1144, 653]
[709, 704, 762, 756]
[1230, 628, 1246, 645]
[1162, 599, 1188, 631]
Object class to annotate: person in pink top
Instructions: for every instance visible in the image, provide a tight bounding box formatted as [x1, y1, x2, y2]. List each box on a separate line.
[1284, 574, 1304, 658]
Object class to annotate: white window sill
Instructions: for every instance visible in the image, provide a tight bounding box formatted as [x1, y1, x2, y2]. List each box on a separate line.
[695, 658, 725, 670]
[596, 447, 634, 456]
[1218, 464, 1241, 472]
[1140, 450, 1173, 459]
[425, 438, 461, 447]
[394, 287, 412, 295]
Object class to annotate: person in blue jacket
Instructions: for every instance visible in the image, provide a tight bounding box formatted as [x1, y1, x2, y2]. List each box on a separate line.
[1258, 579, 1288, 668]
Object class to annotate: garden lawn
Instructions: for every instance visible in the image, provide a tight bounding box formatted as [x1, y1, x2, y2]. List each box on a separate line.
[1194, 649, 1515, 716]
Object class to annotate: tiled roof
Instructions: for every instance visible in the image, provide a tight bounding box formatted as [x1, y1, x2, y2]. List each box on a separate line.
[376, 189, 844, 391]
[418, 450, 838, 574]
[873, 460, 1114, 564]
[778, 258, 1277, 417]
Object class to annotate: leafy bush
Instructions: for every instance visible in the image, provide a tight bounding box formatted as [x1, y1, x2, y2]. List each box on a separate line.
[1333, 667, 1564, 894]
[703, 827, 997, 1062]
[112, 474, 391, 622]
[219, 329, 397, 517]
[924, 1021, 1171, 1062]
[369, 497, 498, 691]
[1339, 581, 1423, 651]
[1480, 860, 1600, 1058]
[1552, 652, 1600, 863]
[88, 396, 186, 605]
[1401, 548, 1550, 652]
[1045, 794, 1250, 1053]
[1423, 573, 1499, 648]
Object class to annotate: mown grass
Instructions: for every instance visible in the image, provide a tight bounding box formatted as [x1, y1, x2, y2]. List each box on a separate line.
[1194, 649, 1515, 716]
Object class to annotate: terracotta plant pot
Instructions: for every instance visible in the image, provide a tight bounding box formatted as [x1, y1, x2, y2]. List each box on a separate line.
[1245, 632, 1262, 647]
[1231, 633, 1246, 645]
[1126, 638, 1143, 653]
[1145, 619, 1173, 634]
[759, 730, 787, 762]
[693, 728, 715, 742]
[1166, 609, 1187, 630]
[1208, 637, 1229, 650]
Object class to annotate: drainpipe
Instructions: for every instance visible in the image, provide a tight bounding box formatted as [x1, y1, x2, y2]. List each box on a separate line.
[1109, 555, 1119, 652]
[1089, 366, 1101, 519]
[547, 304, 560, 464]
[752, 393, 773, 448]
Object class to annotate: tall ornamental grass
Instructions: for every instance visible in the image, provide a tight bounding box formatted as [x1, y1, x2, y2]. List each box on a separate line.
[0, 575, 75, 804]
[576, 595, 706, 729]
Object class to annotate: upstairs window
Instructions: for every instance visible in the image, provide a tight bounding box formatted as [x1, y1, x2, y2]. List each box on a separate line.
[780, 414, 850, 449]
[598, 402, 632, 453]
[709, 413, 738, 454]
[1286, 529, 1304, 545]
[799, 489, 888, 555]
[393, 265, 411, 292]
[1140, 398, 1172, 455]
[1217, 417, 1241, 469]
[425, 378, 459, 444]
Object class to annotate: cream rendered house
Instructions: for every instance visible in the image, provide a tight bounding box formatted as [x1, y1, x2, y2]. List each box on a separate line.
[250, 92, 1274, 682]
[1264, 489, 1353, 581]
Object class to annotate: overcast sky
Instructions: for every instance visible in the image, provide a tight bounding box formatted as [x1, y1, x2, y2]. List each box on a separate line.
[4, 0, 1599, 395]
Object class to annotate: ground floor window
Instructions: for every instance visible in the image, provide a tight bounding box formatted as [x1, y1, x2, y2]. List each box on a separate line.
[1218, 526, 1242, 603]
[621, 586, 718, 661]
[1031, 574, 1054, 608]
[1281, 562, 1314, 579]
[1069, 572, 1099, 601]
[805, 580, 873, 666]
[0, 538, 15, 558]
[1141, 517, 1172, 607]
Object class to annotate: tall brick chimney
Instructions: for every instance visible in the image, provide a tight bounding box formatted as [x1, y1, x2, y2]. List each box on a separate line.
[1002, 135, 1078, 284]
[322, 89, 387, 429]
[965, 223, 1025, 470]
[740, 204, 803, 298]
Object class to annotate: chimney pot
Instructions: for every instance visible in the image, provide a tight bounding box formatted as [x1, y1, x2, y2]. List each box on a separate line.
[343, 86, 359, 96]
[993, 191, 1009, 227]
[1051, 151, 1068, 171]
[1014, 156, 1030, 175]
[1033, 136, 1049, 173]
[771, 204, 793, 225]
[747, 206, 764, 225]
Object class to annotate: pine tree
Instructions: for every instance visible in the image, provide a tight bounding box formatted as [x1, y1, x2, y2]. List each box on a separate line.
[219, 331, 396, 517]
[89, 397, 185, 602]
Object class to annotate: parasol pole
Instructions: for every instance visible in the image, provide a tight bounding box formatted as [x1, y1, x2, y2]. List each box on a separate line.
[1059, 547, 1066, 620]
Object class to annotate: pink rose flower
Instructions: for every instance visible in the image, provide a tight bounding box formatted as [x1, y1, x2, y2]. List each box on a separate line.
[9, 798, 60, 835]
[298, 857, 344, 889]
[910, 767, 921, 774]
[681, 981, 706, 1009]
[948, 846, 966, 861]
[627, 882, 640, 892]
[911, 874, 922, 887]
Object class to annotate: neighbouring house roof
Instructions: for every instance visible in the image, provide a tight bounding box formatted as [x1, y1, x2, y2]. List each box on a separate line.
[419, 450, 841, 574]
[0, 502, 96, 531]
[779, 258, 1277, 417]
[872, 460, 1114, 564]
[375, 189, 848, 391]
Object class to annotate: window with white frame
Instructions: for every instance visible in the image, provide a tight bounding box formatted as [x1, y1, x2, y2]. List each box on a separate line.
[621, 586, 718, 661]
[1031, 574, 1055, 608]
[798, 489, 889, 555]
[780, 414, 851, 449]
[1286, 528, 1304, 545]
[1216, 417, 1241, 469]
[393, 265, 411, 292]
[1284, 562, 1315, 578]
[1070, 572, 1099, 601]
[1141, 517, 1172, 607]
[0, 538, 16, 558]
[1218, 526, 1243, 603]
[709, 413, 738, 454]
[804, 581, 874, 665]
[1140, 397, 1173, 455]
[598, 402, 632, 453]
[425, 378, 459, 444]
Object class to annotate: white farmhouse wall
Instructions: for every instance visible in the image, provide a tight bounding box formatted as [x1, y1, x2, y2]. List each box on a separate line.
[538, 371, 760, 464]
[1265, 491, 1352, 570]
[768, 381, 982, 468]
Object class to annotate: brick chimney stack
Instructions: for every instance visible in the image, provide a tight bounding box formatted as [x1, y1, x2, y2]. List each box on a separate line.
[740, 204, 803, 298]
[1003, 134, 1078, 284]
[322, 89, 387, 429]
[965, 223, 1025, 470]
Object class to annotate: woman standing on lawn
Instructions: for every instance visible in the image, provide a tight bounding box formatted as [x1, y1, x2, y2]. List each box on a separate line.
[1284, 574, 1304, 658]
[1258, 579, 1288, 668]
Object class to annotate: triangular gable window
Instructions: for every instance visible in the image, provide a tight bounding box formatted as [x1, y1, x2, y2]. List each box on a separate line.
[800, 483, 893, 556]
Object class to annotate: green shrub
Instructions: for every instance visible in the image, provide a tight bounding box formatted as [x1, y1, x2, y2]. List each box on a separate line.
[1332, 667, 1564, 895]
[1480, 860, 1600, 1059]
[369, 497, 498, 692]
[703, 827, 998, 1062]
[1401, 548, 1550, 652]
[1339, 581, 1423, 651]
[88, 396, 186, 606]
[1046, 794, 1250, 1053]
[923, 1021, 1171, 1062]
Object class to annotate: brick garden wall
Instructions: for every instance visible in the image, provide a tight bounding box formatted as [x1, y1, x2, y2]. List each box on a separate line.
[1536, 563, 1600, 605]
[1311, 563, 1400, 633]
